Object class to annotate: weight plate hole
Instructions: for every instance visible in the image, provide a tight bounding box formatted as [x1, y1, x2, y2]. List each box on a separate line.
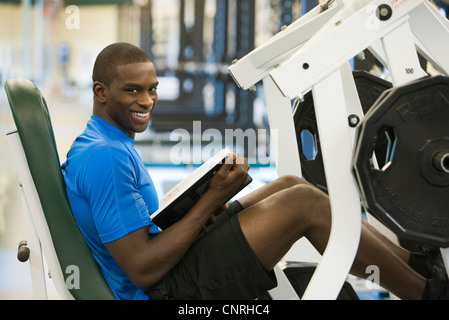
[300, 129, 318, 161]
[370, 126, 397, 172]
[433, 151, 449, 173]
[443, 155, 449, 173]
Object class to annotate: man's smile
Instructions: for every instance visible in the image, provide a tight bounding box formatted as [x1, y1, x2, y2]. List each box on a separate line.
[132, 111, 150, 119]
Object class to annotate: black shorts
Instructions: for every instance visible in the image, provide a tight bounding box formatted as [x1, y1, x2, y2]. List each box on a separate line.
[146, 201, 277, 300]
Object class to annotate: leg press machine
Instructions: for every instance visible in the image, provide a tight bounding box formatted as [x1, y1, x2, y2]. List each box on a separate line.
[229, 0, 449, 300]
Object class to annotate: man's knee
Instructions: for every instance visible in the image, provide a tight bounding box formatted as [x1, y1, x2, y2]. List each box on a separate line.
[276, 175, 308, 189]
[293, 182, 328, 204]
[263, 183, 330, 237]
[270, 183, 327, 214]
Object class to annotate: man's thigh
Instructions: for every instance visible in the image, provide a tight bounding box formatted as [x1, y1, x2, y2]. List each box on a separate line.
[146, 201, 277, 300]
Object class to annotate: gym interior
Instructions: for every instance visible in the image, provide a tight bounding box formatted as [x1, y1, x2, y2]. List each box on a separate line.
[0, 0, 448, 301]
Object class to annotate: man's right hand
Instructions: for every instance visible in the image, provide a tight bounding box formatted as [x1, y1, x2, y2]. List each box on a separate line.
[209, 153, 249, 200]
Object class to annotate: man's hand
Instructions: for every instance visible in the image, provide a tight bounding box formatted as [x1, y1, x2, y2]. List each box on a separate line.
[204, 203, 229, 228]
[209, 153, 249, 197]
[203, 153, 249, 227]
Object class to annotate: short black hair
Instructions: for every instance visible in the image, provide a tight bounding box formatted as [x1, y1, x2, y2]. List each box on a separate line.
[92, 42, 152, 87]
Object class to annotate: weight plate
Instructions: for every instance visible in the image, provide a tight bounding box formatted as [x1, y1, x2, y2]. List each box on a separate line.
[353, 75, 449, 247]
[294, 71, 392, 193]
[293, 90, 328, 192]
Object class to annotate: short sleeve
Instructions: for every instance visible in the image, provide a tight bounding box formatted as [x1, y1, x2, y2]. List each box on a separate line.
[78, 146, 151, 243]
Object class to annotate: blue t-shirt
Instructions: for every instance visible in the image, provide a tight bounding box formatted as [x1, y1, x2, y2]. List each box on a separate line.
[62, 116, 160, 300]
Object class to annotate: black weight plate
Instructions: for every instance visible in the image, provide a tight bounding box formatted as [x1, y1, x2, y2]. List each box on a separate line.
[293, 90, 328, 192]
[353, 75, 449, 247]
[352, 86, 398, 202]
[353, 71, 393, 115]
[294, 71, 392, 193]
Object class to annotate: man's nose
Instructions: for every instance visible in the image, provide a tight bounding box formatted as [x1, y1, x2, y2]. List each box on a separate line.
[138, 91, 155, 107]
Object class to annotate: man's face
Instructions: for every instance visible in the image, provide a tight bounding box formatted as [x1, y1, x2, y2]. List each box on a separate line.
[103, 62, 159, 139]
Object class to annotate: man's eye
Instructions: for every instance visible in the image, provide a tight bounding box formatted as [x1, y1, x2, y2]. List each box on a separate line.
[150, 87, 158, 92]
[127, 88, 139, 93]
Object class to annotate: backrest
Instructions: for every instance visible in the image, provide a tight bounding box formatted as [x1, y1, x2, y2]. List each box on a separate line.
[5, 78, 115, 300]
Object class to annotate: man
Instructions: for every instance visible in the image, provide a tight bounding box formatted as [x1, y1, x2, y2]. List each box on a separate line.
[62, 42, 446, 300]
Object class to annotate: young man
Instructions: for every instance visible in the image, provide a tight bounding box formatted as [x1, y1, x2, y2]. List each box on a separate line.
[62, 42, 446, 300]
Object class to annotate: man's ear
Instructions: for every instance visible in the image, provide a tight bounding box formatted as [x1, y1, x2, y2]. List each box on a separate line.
[93, 81, 107, 103]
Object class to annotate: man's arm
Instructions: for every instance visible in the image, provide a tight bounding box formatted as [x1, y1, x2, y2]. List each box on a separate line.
[104, 153, 249, 291]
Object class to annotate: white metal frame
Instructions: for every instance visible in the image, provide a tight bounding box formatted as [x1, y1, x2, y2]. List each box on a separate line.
[7, 131, 73, 300]
[230, 0, 449, 299]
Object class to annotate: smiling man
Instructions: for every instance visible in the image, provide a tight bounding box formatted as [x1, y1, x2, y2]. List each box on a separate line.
[62, 43, 162, 299]
[61, 42, 447, 301]
[91, 47, 158, 138]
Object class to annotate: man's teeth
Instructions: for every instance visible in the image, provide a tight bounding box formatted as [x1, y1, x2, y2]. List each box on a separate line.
[132, 112, 149, 118]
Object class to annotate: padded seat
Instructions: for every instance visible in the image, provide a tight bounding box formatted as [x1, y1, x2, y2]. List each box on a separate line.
[5, 78, 115, 300]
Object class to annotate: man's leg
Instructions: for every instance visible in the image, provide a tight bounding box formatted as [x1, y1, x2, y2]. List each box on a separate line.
[236, 175, 426, 300]
[362, 220, 410, 263]
[237, 176, 332, 270]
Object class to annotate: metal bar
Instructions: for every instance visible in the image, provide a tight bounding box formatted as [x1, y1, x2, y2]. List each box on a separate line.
[303, 63, 362, 299]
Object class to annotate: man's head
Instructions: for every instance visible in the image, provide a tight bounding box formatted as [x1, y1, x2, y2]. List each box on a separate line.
[92, 42, 152, 87]
[92, 42, 158, 139]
